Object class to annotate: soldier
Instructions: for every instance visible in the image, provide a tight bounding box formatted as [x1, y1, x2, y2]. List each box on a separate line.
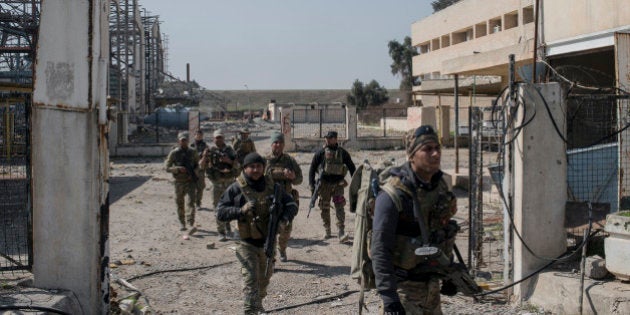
[164, 132, 200, 234]
[217, 152, 298, 315]
[202, 129, 240, 241]
[308, 130, 356, 241]
[371, 125, 458, 314]
[190, 129, 209, 208]
[233, 127, 257, 165]
[265, 131, 302, 262]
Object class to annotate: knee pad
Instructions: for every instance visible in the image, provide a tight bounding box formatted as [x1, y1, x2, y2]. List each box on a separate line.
[332, 195, 345, 205]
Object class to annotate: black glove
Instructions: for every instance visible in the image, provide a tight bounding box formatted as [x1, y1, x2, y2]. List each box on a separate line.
[383, 302, 405, 315]
[440, 279, 458, 296]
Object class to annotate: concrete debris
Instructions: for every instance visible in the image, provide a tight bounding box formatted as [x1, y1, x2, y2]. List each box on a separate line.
[585, 255, 610, 280]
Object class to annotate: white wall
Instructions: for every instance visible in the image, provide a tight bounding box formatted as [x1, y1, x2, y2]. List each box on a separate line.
[32, 1, 110, 313]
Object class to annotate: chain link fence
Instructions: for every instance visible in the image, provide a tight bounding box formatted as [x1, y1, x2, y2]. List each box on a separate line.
[0, 92, 32, 273]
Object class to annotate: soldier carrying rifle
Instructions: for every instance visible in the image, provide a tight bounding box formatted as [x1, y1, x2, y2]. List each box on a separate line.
[217, 152, 298, 315]
[165, 132, 200, 234]
[370, 125, 477, 315]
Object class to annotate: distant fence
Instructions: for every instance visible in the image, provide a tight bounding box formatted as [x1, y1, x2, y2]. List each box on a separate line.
[356, 107, 408, 137]
[0, 92, 32, 273]
[291, 105, 347, 139]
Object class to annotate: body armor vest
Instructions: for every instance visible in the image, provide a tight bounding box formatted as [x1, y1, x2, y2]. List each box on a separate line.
[323, 147, 347, 176]
[170, 147, 197, 182]
[235, 174, 275, 240]
[380, 176, 456, 270]
[266, 154, 294, 192]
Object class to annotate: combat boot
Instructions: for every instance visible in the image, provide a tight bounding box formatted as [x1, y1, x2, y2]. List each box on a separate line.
[218, 233, 228, 242]
[338, 228, 349, 243]
[180, 224, 187, 231]
[323, 228, 332, 239]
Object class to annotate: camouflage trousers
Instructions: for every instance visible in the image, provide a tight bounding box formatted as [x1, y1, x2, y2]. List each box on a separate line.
[379, 278, 442, 315]
[235, 241, 274, 315]
[318, 180, 346, 232]
[210, 179, 233, 234]
[195, 172, 206, 207]
[277, 221, 292, 255]
[174, 181, 196, 227]
[277, 191, 298, 254]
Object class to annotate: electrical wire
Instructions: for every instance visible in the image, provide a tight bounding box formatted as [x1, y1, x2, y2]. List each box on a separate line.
[265, 290, 359, 313]
[125, 261, 235, 282]
[0, 305, 71, 315]
[475, 228, 603, 297]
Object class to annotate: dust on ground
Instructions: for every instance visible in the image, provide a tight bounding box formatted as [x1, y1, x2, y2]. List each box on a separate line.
[108, 119, 534, 314]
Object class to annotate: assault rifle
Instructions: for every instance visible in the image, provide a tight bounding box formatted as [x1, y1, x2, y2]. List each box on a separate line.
[264, 183, 284, 275]
[408, 244, 481, 296]
[182, 154, 198, 182]
[307, 165, 323, 218]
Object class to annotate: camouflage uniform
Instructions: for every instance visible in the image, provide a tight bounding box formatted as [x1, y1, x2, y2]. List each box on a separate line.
[190, 138, 209, 207]
[233, 133, 257, 165]
[204, 144, 240, 236]
[309, 144, 356, 237]
[165, 146, 200, 229]
[216, 173, 298, 315]
[265, 152, 302, 258]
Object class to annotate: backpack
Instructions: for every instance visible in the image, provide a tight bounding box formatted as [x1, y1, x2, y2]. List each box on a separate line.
[349, 159, 398, 311]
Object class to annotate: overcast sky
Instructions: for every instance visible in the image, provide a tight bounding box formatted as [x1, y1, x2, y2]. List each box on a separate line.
[141, 1, 433, 90]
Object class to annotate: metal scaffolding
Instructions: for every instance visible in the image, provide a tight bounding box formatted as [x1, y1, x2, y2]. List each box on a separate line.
[0, 0, 39, 86]
[109, 0, 165, 118]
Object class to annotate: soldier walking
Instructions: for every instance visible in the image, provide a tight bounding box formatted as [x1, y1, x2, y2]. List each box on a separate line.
[265, 132, 302, 262]
[233, 127, 257, 165]
[202, 129, 240, 241]
[371, 125, 459, 314]
[164, 132, 200, 234]
[217, 153, 298, 315]
[308, 130, 356, 241]
[190, 129, 209, 208]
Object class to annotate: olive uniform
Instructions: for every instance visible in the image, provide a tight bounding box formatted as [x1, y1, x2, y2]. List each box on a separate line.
[203, 144, 240, 237]
[165, 145, 200, 230]
[265, 151, 302, 259]
[308, 143, 356, 238]
[217, 173, 298, 315]
[371, 163, 457, 315]
[190, 138, 209, 207]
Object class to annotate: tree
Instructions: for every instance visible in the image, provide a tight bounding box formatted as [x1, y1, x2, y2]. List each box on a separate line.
[346, 79, 389, 109]
[388, 36, 417, 105]
[431, 0, 462, 12]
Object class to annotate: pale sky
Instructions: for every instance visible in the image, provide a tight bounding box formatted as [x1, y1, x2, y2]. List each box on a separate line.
[141, 1, 433, 90]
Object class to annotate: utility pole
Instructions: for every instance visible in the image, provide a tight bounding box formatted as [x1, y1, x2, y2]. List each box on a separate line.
[244, 84, 252, 122]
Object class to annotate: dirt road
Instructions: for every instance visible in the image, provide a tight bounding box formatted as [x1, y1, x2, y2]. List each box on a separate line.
[108, 121, 524, 314]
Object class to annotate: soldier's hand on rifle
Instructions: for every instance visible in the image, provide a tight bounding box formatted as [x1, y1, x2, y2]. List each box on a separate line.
[240, 200, 256, 215]
[283, 168, 295, 181]
[279, 220, 289, 230]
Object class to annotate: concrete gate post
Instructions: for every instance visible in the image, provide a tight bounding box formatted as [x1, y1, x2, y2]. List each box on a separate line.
[32, 1, 110, 313]
[511, 83, 567, 301]
[345, 105, 357, 148]
[281, 107, 296, 152]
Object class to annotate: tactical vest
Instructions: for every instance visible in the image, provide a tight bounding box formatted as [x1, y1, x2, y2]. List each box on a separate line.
[266, 154, 293, 191]
[191, 140, 208, 155]
[235, 174, 275, 240]
[207, 146, 237, 181]
[379, 176, 456, 271]
[169, 147, 197, 182]
[323, 147, 347, 176]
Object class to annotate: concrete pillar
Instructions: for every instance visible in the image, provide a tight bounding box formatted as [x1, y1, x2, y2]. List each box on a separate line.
[32, 1, 110, 313]
[345, 105, 357, 148]
[512, 83, 566, 300]
[436, 105, 451, 144]
[281, 107, 295, 152]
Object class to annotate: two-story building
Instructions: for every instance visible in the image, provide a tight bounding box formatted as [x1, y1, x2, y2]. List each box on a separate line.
[411, 0, 630, 132]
